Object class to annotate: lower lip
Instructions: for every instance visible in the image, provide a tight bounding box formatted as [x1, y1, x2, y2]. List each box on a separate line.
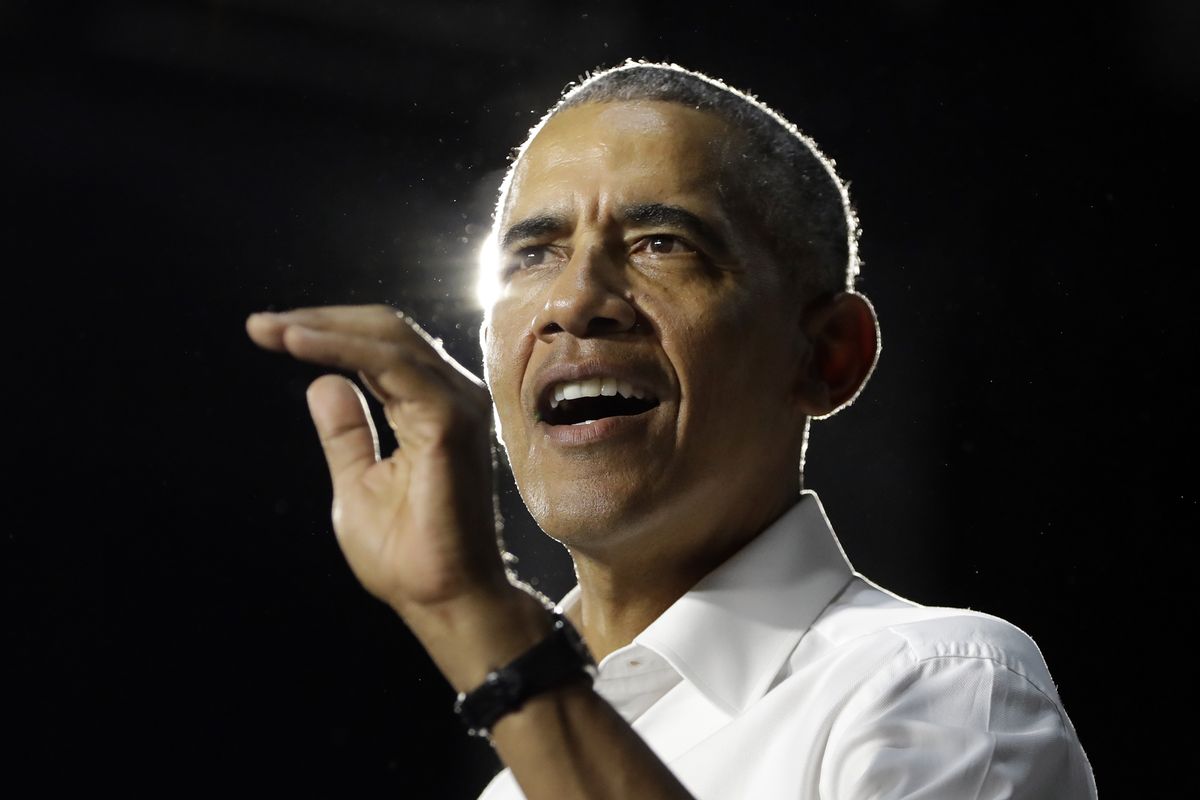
[538, 410, 655, 445]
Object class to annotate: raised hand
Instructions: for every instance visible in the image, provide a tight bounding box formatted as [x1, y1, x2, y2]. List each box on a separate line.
[245, 305, 510, 617]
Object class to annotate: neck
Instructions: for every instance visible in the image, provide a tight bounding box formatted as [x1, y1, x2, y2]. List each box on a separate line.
[564, 485, 800, 662]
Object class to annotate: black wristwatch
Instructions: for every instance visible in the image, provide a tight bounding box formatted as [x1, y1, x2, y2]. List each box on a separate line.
[453, 613, 597, 738]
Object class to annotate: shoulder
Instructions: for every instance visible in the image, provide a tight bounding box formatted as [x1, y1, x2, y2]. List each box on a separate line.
[805, 578, 1096, 798]
[807, 575, 1061, 703]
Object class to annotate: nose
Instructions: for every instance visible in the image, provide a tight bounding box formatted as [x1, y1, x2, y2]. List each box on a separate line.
[533, 244, 638, 340]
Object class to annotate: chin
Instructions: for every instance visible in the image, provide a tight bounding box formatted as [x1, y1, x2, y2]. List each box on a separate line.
[521, 480, 653, 551]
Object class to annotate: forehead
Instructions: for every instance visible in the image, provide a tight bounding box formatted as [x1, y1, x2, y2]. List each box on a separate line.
[503, 100, 734, 225]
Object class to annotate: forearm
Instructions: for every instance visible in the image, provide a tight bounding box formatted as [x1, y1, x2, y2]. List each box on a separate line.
[402, 588, 695, 800]
[490, 679, 694, 800]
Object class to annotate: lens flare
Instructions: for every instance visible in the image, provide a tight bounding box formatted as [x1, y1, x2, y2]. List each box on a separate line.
[474, 230, 501, 311]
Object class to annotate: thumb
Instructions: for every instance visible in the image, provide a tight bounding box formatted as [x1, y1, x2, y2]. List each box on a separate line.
[306, 374, 380, 487]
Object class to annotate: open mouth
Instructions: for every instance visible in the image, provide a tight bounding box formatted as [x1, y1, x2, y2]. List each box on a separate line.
[540, 378, 660, 426]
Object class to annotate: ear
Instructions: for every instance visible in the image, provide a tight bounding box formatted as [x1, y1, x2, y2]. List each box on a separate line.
[795, 291, 880, 418]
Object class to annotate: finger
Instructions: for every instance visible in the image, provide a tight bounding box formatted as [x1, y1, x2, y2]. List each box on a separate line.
[305, 374, 379, 486]
[280, 325, 453, 400]
[251, 307, 485, 390]
[358, 369, 390, 408]
[258, 305, 412, 341]
[251, 306, 444, 370]
[246, 307, 411, 354]
[245, 311, 291, 351]
[287, 327, 491, 451]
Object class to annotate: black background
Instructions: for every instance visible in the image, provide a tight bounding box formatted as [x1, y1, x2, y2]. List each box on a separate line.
[6, 1, 1196, 795]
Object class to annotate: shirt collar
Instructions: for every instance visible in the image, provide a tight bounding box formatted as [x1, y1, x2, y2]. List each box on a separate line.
[559, 490, 854, 717]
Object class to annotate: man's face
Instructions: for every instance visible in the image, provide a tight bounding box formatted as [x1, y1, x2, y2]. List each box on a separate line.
[482, 100, 809, 555]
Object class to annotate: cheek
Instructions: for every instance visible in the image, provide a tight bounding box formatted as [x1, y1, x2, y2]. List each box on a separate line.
[663, 289, 760, 365]
[483, 304, 534, 433]
[668, 296, 796, 411]
[481, 325, 502, 395]
[482, 302, 520, 380]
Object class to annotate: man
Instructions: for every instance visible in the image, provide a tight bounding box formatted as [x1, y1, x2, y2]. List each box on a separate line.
[246, 62, 1095, 798]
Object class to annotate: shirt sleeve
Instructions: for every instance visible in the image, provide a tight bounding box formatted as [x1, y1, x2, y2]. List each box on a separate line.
[819, 653, 1097, 800]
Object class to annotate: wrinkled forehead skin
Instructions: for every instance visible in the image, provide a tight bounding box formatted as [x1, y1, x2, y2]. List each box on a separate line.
[497, 100, 765, 265]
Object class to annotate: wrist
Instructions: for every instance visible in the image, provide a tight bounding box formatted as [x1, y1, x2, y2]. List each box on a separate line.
[400, 583, 556, 692]
[454, 612, 596, 738]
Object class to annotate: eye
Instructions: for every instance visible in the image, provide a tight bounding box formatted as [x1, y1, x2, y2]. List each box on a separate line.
[633, 235, 696, 256]
[520, 246, 550, 268]
[504, 245, 560, 277]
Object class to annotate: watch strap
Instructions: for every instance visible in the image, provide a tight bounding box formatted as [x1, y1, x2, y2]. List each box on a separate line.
[453, 613, 596, 738]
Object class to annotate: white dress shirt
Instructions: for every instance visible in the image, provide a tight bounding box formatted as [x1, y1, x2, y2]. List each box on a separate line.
[479, 491, 1096, 799]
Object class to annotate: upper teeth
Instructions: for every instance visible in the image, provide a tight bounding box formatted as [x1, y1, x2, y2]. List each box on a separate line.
[550, 378, 649, 408]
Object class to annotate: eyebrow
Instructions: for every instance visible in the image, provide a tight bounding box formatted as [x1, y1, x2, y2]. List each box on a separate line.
[500, 203, 731, 256]
[500, 214, 570, 250]
[621, 203, 730, 257]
